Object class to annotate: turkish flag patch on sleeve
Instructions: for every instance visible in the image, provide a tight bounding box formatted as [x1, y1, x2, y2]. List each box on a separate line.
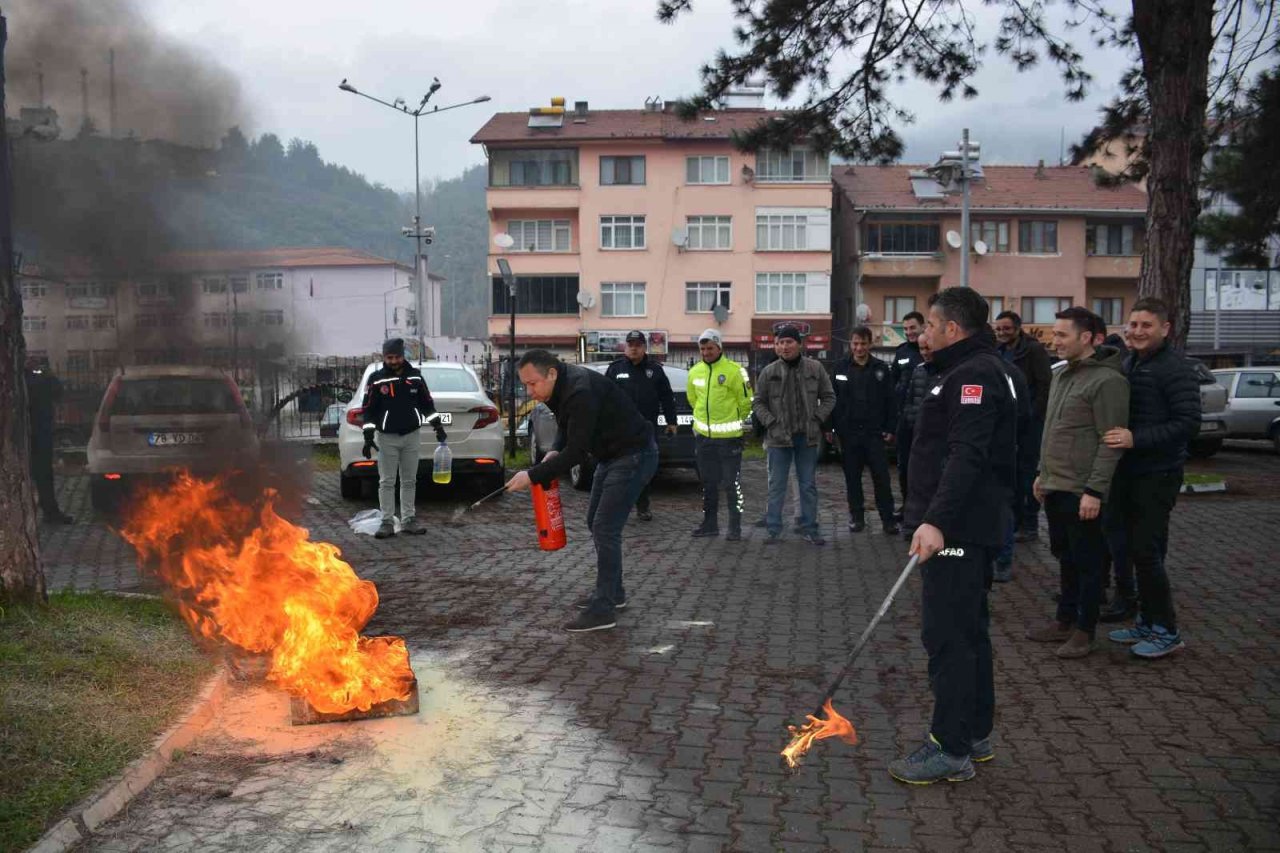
[961, 384, 984, 405]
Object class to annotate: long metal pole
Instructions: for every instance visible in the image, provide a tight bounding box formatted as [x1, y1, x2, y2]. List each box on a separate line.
[509, 283, 517, 459]
[960, 128, 971, 289]
[812, 554, 920, 717]
[413, 114, 425, 351]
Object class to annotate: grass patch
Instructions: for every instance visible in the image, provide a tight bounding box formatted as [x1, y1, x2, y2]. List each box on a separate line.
[742, 436, 766, 461]
[1183, 472, 1225, 486]
[311, 444, 342, 472]
[0, 592, 213, 852]
[506, 446, 532, 469]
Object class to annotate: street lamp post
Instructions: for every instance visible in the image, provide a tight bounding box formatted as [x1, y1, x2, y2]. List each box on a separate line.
[496, 254, 517, 457]
[339, 78, 490, 353]
[925, 129, 982, 288]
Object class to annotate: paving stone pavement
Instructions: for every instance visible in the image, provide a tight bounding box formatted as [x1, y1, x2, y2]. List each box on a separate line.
[40, 443, 1280, 852]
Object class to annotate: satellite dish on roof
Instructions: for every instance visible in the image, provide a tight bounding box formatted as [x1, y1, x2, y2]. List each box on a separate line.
[493, 233, 515, 249]
[712, 304, 729, 324]
[945, 230, 963, 249]
[974, 239, 989, 256]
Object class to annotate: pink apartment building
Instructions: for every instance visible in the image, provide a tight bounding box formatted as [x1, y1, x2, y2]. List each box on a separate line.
[471, 95, 833, 368]
[832, 163, 1148, 348]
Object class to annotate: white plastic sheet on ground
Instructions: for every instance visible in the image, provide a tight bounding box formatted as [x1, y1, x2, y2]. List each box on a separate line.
[348, 509, 401, 535]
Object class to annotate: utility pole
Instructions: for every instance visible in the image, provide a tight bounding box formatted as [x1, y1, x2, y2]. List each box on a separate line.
[108, 48, 117, 139]
[960, 128, 971, 290]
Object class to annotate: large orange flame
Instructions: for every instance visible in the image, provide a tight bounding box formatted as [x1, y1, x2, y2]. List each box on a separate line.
[120, 472, 414, 714]
[780, 699, 858, 769]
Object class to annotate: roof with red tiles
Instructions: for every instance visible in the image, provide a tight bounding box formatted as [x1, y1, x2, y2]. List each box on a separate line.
[21, 247, 444, 280]
[833, 164, 1147, 213]
[471, 108, 792, 144]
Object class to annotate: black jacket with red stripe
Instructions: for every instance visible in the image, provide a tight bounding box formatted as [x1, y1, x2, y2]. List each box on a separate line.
[361, 364, 438, 436]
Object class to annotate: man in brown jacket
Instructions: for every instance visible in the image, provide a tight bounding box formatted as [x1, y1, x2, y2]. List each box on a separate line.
[751, 326, 836, 545]
[1028, 307, 1130, 658]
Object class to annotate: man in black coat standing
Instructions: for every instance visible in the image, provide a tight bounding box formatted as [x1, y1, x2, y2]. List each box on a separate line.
[891, 288, 1016, 786]
[1103, 298, 1199, 660]
[890, 311, 925, 517]
[994, 310, 1054, 541]
[26, 357, 73, 524]
[605, 331, 676, 521]
[831, 326, 899, 535]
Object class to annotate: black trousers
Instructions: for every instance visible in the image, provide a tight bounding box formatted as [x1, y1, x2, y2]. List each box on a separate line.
[838, 430, 895, 524]
[694, 435, 744, 529]
[895, 425, 914, 507]
[1045, 491, 1106, 635]
[29, 439, 60, 516]
[635, 424, 659, 512]
[921, 542, 994, 758]
[1110, 470, 1181, 631]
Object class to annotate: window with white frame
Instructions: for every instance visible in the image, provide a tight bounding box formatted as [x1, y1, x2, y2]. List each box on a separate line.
[230, 276, 249, 293]
[65, 315, 89, 330]
[985, 296, 1005, 317]
[1018, 221, 1059, 254]
[22, 315, 46, 332]
[66, 282, 116, 299]
[600, 156, 645, 186]
[864, 221, 940, 254]
[600, 215, 646, 250]
[259, 310, 285, 326]
[92, 314, 115, 330]
[601, 282, 647, 317]
[201, 277, 228, 294]
[686, 215, 732, 250]
[203, 312, 228, 328]
[507, 219, 571, 253]
[256, 272, 283, 290]
[755, 273, 812, 313]
[756, 207, 830, 251]
[884, 296, 917, 324]
[1021, 296, 1072, 324]
[970, 220, 1010, 253]
[756, 146, 830, 182]
[1087, 222, 1142, 256]
[20, 282, 48, 299]
[1092, 297, 1124, 326]
[686, 155, 730, 184]
[685, 281, 731, 312]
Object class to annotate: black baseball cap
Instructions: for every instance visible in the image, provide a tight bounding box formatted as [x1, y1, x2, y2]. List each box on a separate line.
[775, 325, 803, 343]
[625, 330, 646, 344]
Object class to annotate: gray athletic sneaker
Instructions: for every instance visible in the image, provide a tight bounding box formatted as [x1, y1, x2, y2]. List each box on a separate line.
[971, 736, 994, 763]
[888, 736, 975, 784]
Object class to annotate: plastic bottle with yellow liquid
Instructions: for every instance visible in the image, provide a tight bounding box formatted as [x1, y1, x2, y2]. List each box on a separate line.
[433, 441, 452, 484]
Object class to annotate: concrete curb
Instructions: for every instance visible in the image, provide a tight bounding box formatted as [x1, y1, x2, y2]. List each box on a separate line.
[27, 667, 228, 853]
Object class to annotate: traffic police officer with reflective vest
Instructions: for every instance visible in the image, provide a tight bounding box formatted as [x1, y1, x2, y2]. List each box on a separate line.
[360, 338, 446, 539]
[687, 328, 753, 540]
[891, 287, 1017, 786]
[606, 330, 677, 521]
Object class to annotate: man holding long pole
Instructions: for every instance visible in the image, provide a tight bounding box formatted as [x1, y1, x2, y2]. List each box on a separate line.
[891, 287, 1017, 785]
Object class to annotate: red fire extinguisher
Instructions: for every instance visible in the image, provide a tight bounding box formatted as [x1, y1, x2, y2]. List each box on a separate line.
[530, 479, 567, 551]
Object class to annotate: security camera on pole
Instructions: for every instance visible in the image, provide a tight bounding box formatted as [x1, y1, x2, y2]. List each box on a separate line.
[339, 78, 491, 352]
[925, 130, 981, 288]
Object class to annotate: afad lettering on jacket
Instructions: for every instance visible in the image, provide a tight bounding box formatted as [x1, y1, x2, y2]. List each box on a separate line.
[936, 546, 966, 558]
[961, 384, 984, 405]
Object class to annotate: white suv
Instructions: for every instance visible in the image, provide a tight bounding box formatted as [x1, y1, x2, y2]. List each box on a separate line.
[338, 361, 505, 498]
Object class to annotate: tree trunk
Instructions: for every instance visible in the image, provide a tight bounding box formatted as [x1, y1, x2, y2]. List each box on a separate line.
[0, 13, 46, 607]
[1132, 0, 1215, 348]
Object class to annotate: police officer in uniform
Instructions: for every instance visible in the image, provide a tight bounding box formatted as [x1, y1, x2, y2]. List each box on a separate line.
[606, 331, 677, 521]
[831, 326, 899, 534]
[891, 311, 925, 517]
[26, 357, 73, 524]
[889, 288, 1016, 785]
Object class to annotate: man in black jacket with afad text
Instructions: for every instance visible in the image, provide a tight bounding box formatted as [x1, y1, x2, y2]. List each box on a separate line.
[1103, 298, 1199, 660]
[361, 338, 446, 539]
[890, 311, 925, 516]
[506, 350, 658, 633]
[891, 287, 1016, 787]
[606, 331, 677, 521]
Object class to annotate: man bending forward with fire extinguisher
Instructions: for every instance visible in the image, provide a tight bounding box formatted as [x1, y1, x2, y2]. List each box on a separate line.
[505, 349, 658, 632]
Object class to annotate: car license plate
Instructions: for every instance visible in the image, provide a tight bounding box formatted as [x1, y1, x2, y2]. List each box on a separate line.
[1199, 421, 1220, 432]
[148, 431, 205, 447]
[677, 414, 693, 426]
[437, 413, 452, 425]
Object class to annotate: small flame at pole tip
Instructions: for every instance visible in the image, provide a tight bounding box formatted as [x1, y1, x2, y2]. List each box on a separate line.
[780, 698, 859, 770]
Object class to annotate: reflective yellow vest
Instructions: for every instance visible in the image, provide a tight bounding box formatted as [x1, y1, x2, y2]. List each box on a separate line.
[687, 355, 753, 438]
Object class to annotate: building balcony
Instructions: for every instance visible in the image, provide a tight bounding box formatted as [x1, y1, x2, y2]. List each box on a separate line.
[1085, 254, 1141, 279]
[858, 253, 946, 278]
[486, 186, 581, 216]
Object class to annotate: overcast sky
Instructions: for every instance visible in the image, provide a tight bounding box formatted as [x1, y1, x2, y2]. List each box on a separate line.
[133, 0, 1134, 192]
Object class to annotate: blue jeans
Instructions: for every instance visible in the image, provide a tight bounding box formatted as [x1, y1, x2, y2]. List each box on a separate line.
[584, 441, 659, 617]
[765, 434, 818, 535]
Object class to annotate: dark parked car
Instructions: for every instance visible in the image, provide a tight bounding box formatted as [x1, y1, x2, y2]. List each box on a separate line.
[571, 363, 697, 490]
